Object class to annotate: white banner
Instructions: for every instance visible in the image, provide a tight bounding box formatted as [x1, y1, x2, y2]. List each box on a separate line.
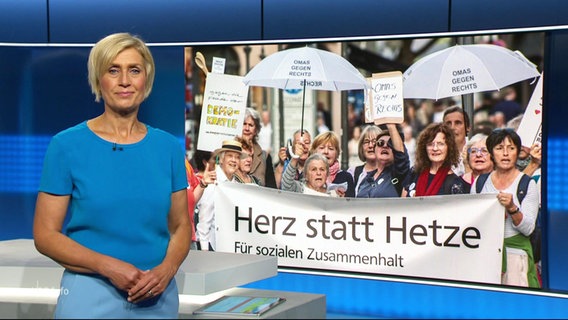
[197, 73, 248, 152]
[214, 183, 505, 285]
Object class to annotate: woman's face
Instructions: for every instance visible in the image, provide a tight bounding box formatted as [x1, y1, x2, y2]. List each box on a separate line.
[362, 133, 377, 162]
[220, 151, 241, 178]
[374, 135, 393, 164]
[239, 149, 253, 174]
[467, 140, 493, 174]
[315, 141, 338, 165]
[492, 136, 518, 171]
[305, 159, 328, 190]
[100, 48, 147, 113]
[242, 116, 257, 141]
[426, 132, 448, 166]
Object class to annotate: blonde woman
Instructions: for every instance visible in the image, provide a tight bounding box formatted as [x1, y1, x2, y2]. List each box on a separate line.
[33, 33, 190, 318]
[310, 131, 355, 197]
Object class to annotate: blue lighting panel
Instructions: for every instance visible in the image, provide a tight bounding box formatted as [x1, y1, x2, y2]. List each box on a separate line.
[548, 138, 567, 210]
[0, 135, 50, 193]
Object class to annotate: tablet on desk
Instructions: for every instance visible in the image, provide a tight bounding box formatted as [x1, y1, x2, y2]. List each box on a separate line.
[193, 295, 286, 317]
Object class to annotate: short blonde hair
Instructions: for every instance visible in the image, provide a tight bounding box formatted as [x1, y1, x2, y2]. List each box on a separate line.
[310, 131, 341, 156]
[88, 32, 155, 102]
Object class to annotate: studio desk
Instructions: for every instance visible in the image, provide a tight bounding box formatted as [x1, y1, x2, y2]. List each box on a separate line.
[0, 239, 325, 319]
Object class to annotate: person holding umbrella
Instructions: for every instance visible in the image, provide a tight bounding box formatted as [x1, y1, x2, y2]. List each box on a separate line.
[402, 123, 468, 197]
[281, 152, 340, 197]
[274, 129, 312, 189]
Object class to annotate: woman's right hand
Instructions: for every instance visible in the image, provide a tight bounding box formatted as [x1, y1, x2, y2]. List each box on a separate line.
[99, 257, 145, 293]
[202, 162, 217, 185]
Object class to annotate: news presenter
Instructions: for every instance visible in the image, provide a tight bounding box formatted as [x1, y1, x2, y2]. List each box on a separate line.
[33, 33, 190, 318]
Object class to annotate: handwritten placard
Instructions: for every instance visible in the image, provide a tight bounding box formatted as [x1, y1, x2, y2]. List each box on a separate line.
[370, 71, 404, 125]
[517, 72, 543, 147]
[197, 73, 248, 152]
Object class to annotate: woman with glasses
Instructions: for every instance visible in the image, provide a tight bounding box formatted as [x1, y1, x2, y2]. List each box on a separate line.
[347, 125, 382, 196]
[402, 122, 468, 197]
[356, 123, 410, 198]
[471, 128, 540, 288]
[461, 133, 493, 188]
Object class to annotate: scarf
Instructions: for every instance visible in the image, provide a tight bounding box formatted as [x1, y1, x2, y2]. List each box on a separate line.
[415, 166, 450, 196]
[328, 160, 340, 185]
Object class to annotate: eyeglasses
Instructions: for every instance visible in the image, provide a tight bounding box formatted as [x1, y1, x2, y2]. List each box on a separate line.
[363, 139, 377, 145]
[375, 139, 388, 148]
[467, 147, 489, 155]
[426, 141, 446, 149]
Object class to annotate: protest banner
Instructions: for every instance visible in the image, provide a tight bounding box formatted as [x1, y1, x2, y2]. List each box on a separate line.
[517, 72, 543, 147]
[215, 183, 504, 285]
[197, 73, 248, 152]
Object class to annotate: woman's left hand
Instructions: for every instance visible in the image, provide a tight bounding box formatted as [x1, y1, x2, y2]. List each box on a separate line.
[529, 143, 542, 166]
[127, 264, 176, 303]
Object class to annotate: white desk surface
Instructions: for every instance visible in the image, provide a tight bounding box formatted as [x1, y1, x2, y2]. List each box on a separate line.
[0, 240, 325, 319]
[0, 239, 277, 295]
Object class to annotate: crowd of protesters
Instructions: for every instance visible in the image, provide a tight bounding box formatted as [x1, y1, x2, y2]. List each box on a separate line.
[187, 85, 542, 289]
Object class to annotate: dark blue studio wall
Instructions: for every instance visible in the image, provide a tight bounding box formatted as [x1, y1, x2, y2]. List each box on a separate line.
[2, 0, 568, 318]
[3, 0, 568, 44]
[543, 30, 568, 294]
[0, 46, 184, 239]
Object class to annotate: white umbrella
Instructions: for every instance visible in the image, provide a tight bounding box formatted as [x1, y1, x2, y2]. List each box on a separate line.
[243, 46, 367, 91]
[243, 46, 367, 136]
[402, 44, 540, 100]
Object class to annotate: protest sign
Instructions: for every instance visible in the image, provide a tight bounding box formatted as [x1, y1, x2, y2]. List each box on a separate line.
[369, 71, 404, 125]
[197, 73, 248, 152]
[517, 72, 543, 147]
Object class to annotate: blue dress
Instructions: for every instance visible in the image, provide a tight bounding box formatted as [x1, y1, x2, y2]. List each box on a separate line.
[39, 121, 187, 318]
